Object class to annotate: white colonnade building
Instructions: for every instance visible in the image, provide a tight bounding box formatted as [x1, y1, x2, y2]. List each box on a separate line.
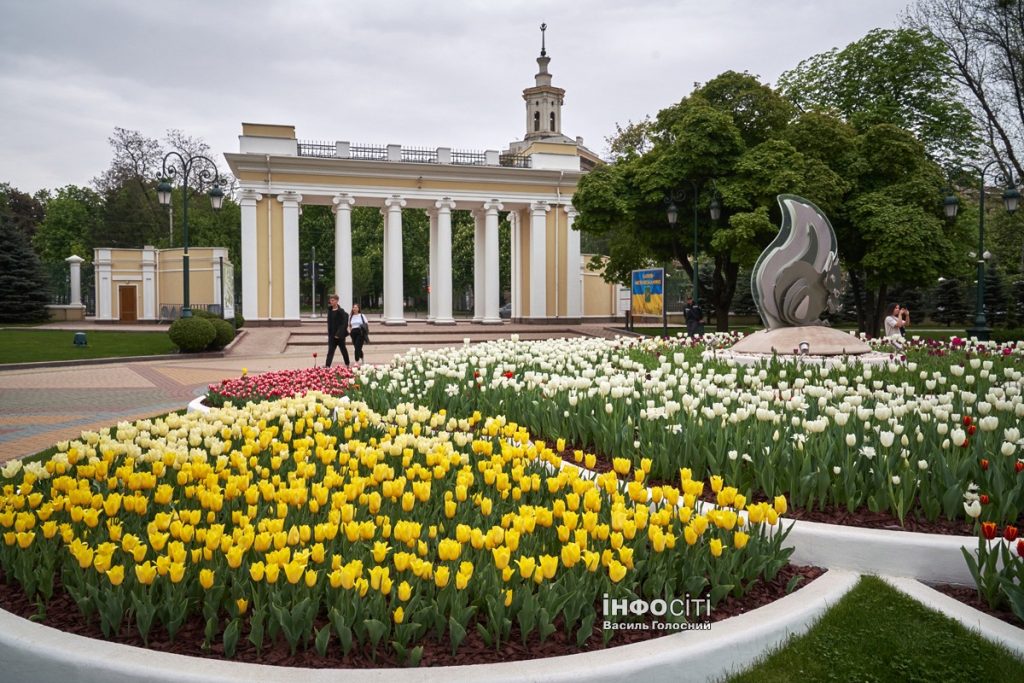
[224, 36, 611, 325]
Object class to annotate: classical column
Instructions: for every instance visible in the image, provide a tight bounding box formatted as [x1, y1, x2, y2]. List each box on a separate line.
[277, 193, 302, 321]
[95, 249, 112, 321]
[141, 246, 156, 320]
[332, 194, 355, 311]
[472, 209, 484, 322]
[434, 198, 456, 324]
[564, 205, 582, 319]
[427, 208, 438, 321]
[509, 212, 520, 319]
[238, 190, 262, 320]
[383, 195, 407, 324]
[529, 201, 550, 319]
[482, 199, 504, 324]
[65, 255, 84, 308]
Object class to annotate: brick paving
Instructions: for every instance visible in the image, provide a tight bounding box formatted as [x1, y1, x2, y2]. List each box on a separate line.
[0, 321, 628, 463]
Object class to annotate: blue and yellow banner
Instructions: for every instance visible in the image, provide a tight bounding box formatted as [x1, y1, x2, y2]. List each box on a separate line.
[631, 268, 664, 317]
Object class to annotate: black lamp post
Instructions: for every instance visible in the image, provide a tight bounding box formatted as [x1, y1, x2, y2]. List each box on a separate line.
[666, 180, 719, 335]
[943, 163, 1019, 341]
[157, 153, 224, 319]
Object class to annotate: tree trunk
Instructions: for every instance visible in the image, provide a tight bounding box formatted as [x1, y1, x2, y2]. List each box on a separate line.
[849, 270, 868, 334]
[869, 283, 888, 339]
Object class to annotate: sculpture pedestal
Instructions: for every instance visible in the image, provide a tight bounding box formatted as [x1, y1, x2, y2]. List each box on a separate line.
[729, 326, 871, 356]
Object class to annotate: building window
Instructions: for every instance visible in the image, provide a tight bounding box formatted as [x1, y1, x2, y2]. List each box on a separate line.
[550, 112, 556, 131]
[534, 111, 540, 132]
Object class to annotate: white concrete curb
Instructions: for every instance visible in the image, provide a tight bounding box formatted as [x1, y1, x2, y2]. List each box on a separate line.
[0, 570, 858, 683]
[881, 576, 1024, 656]
[186, 394, 209, 414]
[784, 517, 975, 585]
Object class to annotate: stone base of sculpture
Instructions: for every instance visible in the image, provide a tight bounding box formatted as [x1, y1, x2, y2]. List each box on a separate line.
[729, 326, 872, 356]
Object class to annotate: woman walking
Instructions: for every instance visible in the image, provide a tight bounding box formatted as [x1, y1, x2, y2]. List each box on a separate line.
[349, 303, 369, 364]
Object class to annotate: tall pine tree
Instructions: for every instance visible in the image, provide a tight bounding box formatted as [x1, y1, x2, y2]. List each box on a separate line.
[0, 216, 51, 322]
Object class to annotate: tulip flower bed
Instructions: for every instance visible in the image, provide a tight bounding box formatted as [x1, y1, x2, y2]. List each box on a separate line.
[0, 394, 794, 665]
[205, 366, 355, 407]
[350, 335, 1024, 530]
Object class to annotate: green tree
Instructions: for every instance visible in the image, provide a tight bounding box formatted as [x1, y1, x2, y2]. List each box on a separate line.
[34, 185, 104, 262]
[777, 28, 979, 162]
[0, 183, 45, 240]
[934, 277, 969, 325]
[0, 215, 50, 322]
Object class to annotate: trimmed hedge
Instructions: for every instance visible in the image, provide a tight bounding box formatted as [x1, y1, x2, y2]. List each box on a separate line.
[168, 317, 216, 353]
[991, 328, 1024, 343]
[209, 318, 236, 350]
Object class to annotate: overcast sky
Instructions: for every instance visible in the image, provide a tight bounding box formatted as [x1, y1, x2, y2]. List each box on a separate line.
[0, 0, 907, 194]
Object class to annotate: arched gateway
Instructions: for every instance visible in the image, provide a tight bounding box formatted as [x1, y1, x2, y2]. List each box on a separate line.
[224, 30, 609, 325]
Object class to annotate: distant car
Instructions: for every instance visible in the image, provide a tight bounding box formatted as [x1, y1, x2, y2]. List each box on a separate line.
[499, 303, 512, 319]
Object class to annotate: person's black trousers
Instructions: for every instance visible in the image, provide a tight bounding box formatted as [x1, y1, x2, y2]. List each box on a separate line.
[326, 335, 350, 367]
[351, 329, 365, 362]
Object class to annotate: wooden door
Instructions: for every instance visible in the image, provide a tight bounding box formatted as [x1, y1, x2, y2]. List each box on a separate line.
[118, 286, 137, 322]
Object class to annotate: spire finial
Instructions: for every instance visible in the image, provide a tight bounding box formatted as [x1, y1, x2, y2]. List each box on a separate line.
[540, 23, 547, 57]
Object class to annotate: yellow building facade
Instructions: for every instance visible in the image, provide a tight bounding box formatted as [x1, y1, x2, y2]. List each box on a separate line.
[224, 35, 624, 325]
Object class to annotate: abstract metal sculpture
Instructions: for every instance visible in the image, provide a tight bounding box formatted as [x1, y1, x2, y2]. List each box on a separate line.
[751, 195, 842, 330]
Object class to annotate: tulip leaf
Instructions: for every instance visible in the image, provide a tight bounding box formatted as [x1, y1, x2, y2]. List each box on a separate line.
[448, 616, 467, 655]
[223, 618, 240, 659]
[315, 625, 331, 658]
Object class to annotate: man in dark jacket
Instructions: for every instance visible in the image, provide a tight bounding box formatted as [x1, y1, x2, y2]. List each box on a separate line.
[326, 294, 350, 367]
[684, 296, 703, 336]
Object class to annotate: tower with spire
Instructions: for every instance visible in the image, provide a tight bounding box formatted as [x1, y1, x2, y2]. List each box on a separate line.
[523, 23, 566, 141]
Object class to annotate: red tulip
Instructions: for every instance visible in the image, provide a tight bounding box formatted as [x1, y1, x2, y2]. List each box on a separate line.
[980, 494, 990, 505]
[963, 415, 973, 426]
[981, 521, 998, 540]
[1018, 540, 1024, 557]
[1016, 461, 1024, 473]
[980, 459, 989, 471]
[967, 425, 977, 436]
[1004, 525, 1018, 542]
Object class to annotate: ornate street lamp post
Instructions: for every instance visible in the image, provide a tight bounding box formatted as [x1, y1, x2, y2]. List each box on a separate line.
[943, 163, 1019, 341]
[157, 153, 224, 319]
[666, 181, 720, 335]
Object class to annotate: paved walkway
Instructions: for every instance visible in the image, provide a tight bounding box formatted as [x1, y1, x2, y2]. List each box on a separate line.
[0, 322, 625, 462]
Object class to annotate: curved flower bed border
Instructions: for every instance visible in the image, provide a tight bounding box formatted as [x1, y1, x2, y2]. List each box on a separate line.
[0, 569, 859, 683]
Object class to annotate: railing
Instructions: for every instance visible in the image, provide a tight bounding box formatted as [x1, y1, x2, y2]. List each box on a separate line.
[296, 140, 335, 158]
[401, 146, 438, 164]
[349, 144, 389, 161]
[451, 149, 487, 165]
[499, 153, 531, 169]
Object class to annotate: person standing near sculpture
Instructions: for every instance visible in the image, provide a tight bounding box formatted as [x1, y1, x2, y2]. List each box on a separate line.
[884, 303, 906, 347]
[348, 303, 369, 365]
[325, 294, 350, 367]
[684, 296, 703, 336]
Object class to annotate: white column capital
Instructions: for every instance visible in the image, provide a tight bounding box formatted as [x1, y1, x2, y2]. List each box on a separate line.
[384, 195, 406, 210]
[237, 189, 263, 205]
[277, 192, 302, 206]
[435, 197, 457, 212]
[65, 254, 85, 264]
[530, 201, 551, 215]
[331, 193, 355, 212]
[483, 199, 504, 214]
[563, 204, 578, 219]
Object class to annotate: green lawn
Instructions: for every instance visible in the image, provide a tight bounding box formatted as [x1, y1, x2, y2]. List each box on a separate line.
[728, 576, 1022, 682]
[0, 329, 178, 364]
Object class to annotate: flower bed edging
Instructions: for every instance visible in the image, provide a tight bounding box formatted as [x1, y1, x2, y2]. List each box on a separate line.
[0, 570, 858, 683]
[880, 576, 1024, 657]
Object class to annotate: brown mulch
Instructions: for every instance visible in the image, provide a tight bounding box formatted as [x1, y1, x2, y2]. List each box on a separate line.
[929, 583, 1024, 629]
[0, 564, 822, 668]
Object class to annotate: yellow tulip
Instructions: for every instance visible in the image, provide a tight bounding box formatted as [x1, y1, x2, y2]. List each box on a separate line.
[434, 566, 450, 588]
[135, 562, 156, 585]
[265, 563, 280, 584]
[249, 561, 266, 582]
[734, 531, 750, 550]
[709, 538, 724, 558]
[393, 606, 405, 624]
[684, 525, 698, 546]
[169, 562, 185, 584]
[305, 569, 318, 588]
[106, 565, 125, 586]
[516, 556, 536, 579]
[747, 503, 766, 524]
[200, 569, 215, 590]
[398, 581, 412, 601]
[710, 475, 723, 493]
[608, 560, 627, 583]
[773, 495, 788, 515]
[236, 598, 249, 615]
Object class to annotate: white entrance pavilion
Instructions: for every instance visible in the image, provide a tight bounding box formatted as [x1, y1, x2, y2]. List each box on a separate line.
[224, 35, 603, 325]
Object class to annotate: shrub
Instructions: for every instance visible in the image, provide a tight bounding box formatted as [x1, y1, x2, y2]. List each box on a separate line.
[208, 318, 236, 350]
[991, 328, 1024, 343]
[234, 312, 245, 329]
[168, 317, 216, 353]
[188, 308, 217, 319]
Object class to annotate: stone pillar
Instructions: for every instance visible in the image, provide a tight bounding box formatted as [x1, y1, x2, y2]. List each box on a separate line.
[509, 212, 520, 320]
[95, 249, 112, 321]
[332, 193, 355, 311]
[433, 198, 456, 325]
[529, 202, 550, 319]
[383, 195, 407, 325]
[482, 199, 503, 324]
[65, 255, 84, 307]
[141, 246, 156, 320]
[277, 192, 302, 321]
[564, 205, 581, 320]
[238, 190, 262, 321]
[427, 208, 438, 321]
[472, 209, 484, 322]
